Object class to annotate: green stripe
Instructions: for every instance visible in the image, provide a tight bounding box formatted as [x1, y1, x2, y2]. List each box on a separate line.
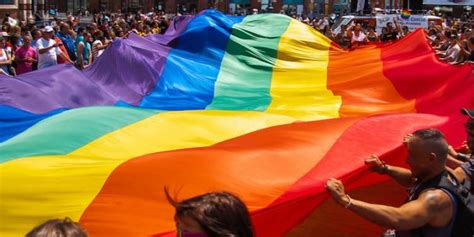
[206, 14, 291, 111]
[0, 106, 159, 162]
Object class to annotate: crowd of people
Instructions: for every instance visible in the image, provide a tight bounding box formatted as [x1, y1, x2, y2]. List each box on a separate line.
[0, 9, 472, 77]
[0, 10, 172, 76]
[297, 15, 410, 48]
[429, 22, 474, 64]
[294, 12, 474, 64]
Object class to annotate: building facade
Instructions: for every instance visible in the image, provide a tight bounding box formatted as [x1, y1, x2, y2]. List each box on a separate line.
[0, 0, 469, 21]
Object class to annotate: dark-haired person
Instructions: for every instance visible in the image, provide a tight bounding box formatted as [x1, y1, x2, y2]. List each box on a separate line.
[440, 35, 461, 63]
[56, 23, 77, 62]
[450, 109, 474, 192]
[335, 24, 352, 49]
[400, 26, 410, 38]
[91, 31, 109, 63]
[326, 128, 470, 236]
[351, 24, 367, 48]
[380, 21, 399, 42]
[165, 190, 254, 237]
[462, 36, 474, 63]
[0, 35, 12, 76]
[26, 218, 87, 237]
[366, 26, 379, 43]
[76, 32, 92, 70]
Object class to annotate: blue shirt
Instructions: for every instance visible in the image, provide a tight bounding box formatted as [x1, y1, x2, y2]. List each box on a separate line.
[56, 32, 77, 61]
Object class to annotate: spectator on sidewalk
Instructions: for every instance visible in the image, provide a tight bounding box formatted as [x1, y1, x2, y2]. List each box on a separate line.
[37, 26, 72, 69]
[15, 35, 37, 74]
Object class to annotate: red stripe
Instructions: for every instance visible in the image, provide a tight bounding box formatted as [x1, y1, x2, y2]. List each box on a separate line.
[380, 29, 474, 144]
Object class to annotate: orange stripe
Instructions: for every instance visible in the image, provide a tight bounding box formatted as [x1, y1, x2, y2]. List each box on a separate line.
[328, 44, 416, 116]
[79, 117, 359, 237]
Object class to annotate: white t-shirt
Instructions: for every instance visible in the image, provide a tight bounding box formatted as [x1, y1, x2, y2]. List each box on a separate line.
[352, 31, 366, 42]
[36, 38, 61, 69]
[445, 43, 461, 62]
[0, 49, 10, 75]
[318, 19, 329, 31]
[92, 40, 104, 59]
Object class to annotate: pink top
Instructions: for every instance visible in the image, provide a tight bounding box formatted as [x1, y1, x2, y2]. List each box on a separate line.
[15, 46, 37, 75]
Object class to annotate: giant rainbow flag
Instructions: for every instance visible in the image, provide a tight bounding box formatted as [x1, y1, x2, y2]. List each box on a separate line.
[1, 10, 473, 237]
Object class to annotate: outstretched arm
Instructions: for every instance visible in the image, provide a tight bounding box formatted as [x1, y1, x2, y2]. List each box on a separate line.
[365, 155, 416, 187]
[326, 179, 452, 230]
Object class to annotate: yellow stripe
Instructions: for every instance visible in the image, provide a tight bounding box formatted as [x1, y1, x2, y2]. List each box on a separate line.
[266, 19, 341, 120]
[0, 110, 296, 237]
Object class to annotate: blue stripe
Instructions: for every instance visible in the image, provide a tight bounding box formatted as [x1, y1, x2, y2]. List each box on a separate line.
[0, 105, 67, 143]
[139, 10, 244, 110]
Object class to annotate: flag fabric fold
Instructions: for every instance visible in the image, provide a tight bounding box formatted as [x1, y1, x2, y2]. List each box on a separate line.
[0, 10, 473, 237]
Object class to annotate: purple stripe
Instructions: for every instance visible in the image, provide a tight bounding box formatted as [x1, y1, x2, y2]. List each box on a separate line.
[0, 65, 115, 114]
[0, 15, 196, 113]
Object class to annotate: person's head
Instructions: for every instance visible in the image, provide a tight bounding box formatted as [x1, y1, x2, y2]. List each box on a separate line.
[354, 24, 361, 32]
[468, 36, 474, 50]
[43, 26, 54, 39]
[77, 27, 85, 36]
[165, 190, 254, 237]
[83, 32, 92, 42]
[386, 22, 393, 31]
[402, 26, 409, 34]
[95, 30, 106, 43]
[450, 34, 458, 45]
[32, 29, 42, 40]
[322, 25, 329, 33]
[108, 30, 116, 39]
[10, 34, 20, 46]
[137, 22, 144, 31]
[406, 128, 449, 180]
[60, 23, 70, 34]
[23, 35, 31, 46]
[368, 26, 375, 33]
[26, 218, 87, 237]
[428, 28, 437, 36]
[461, 108, 474, 151]
[90, 22, 98, 31]
[444, 30, 452, 39]
[381, 27, 387, 34]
